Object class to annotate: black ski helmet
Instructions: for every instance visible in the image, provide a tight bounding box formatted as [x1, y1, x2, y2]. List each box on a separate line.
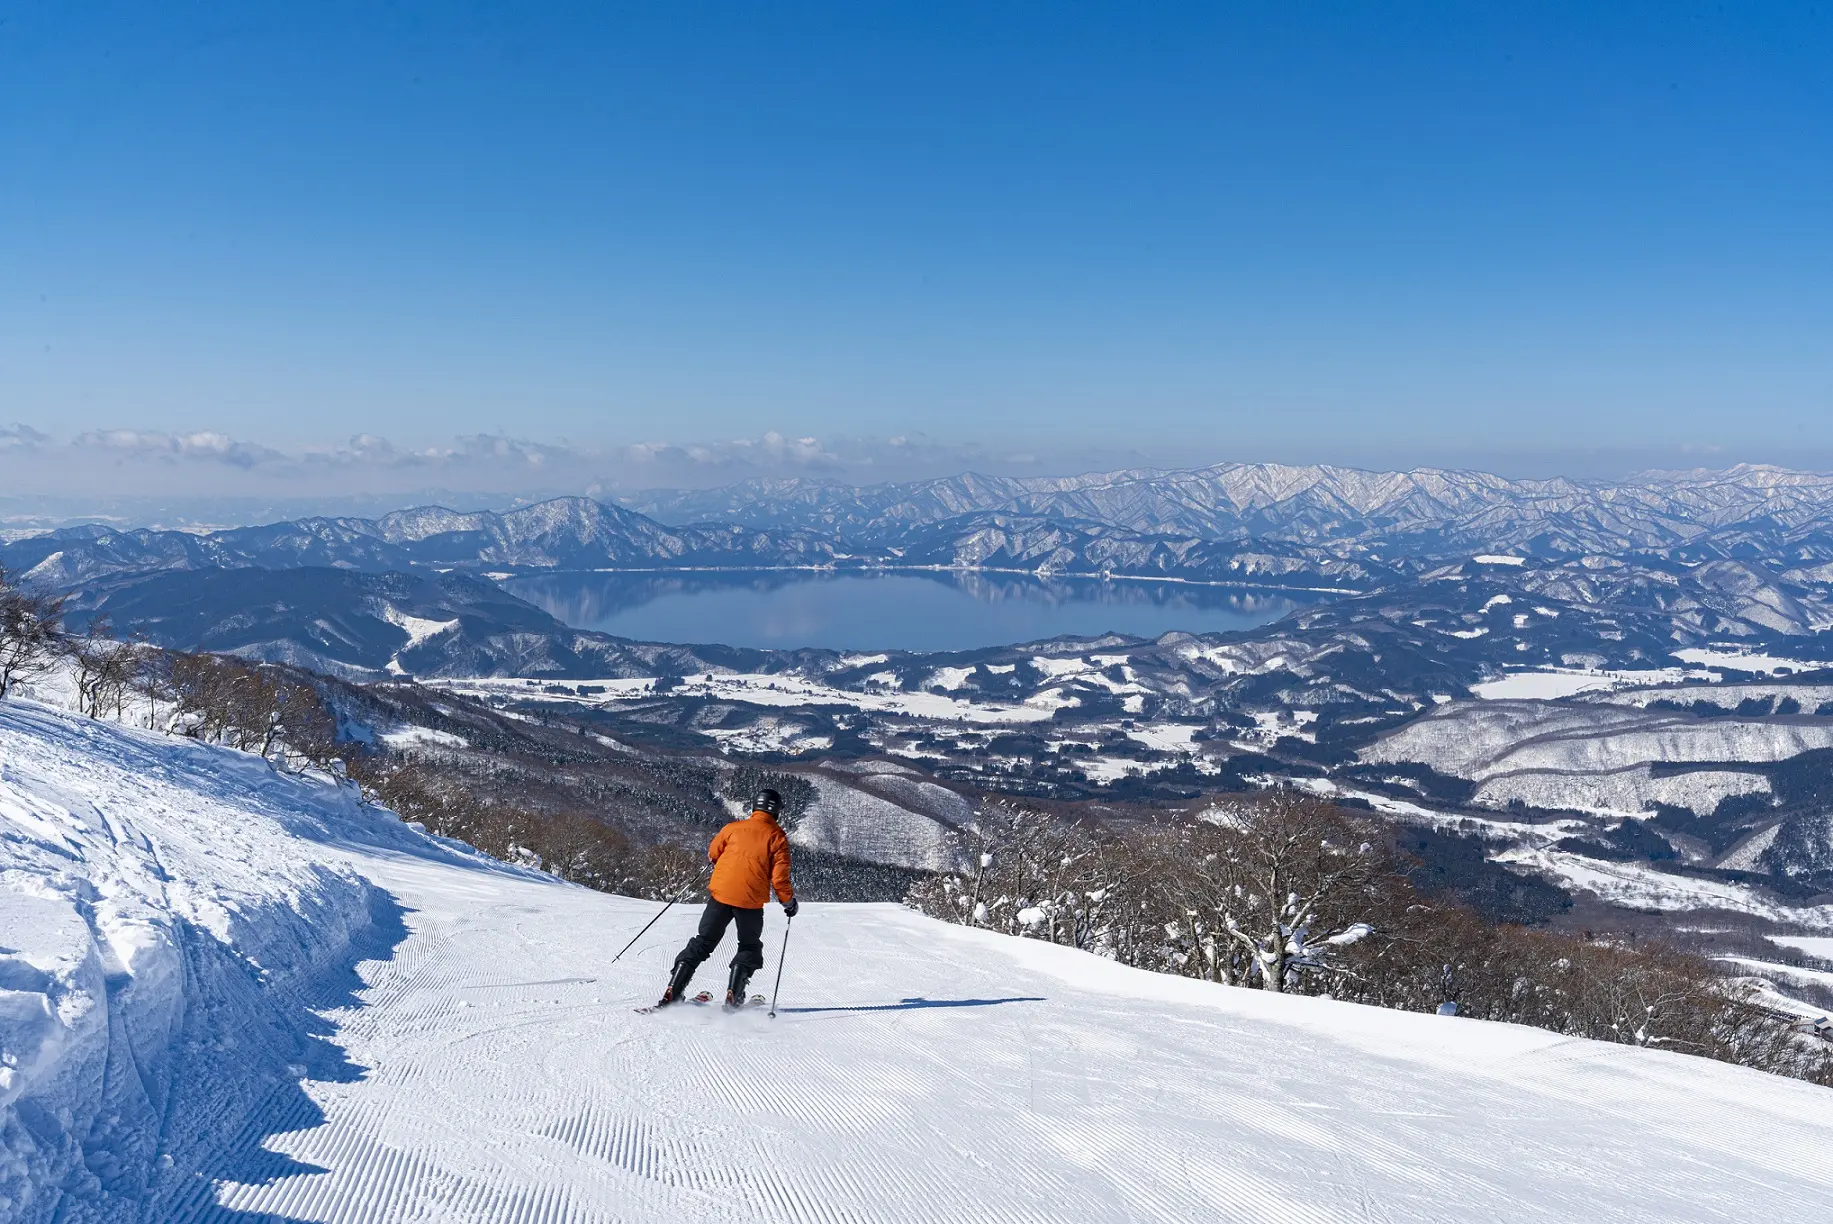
[752, 788, 783, 817]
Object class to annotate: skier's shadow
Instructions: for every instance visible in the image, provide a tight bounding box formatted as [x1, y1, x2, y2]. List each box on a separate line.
[779, 996, 1044, 1014]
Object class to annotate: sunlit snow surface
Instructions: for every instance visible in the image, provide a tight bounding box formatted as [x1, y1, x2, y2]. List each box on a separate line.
[4, 702, 1833, 1222]
[1470, 667, 1709, 700]
[439, 672, 1061, 725]
[1672, 647, 1823, 675]
[1772, 935, 1833, 960]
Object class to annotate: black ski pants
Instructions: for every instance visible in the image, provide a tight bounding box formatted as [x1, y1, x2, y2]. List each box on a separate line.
[673, 900, 765, 977]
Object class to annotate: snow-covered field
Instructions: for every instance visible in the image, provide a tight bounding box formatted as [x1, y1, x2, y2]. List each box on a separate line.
[5, 702, 1833, 1222]
[1367, 700, 1833, 780]
[1497, 846, 1833, 928]
[1673, 647, 1825, 676]
[1772, 935, 1833, 961]
[1470, 666, 1714, 701]
[436, 673, 1060, 726]
[1470, 763, 1770, 819]
[1363, 698, 1833, 824]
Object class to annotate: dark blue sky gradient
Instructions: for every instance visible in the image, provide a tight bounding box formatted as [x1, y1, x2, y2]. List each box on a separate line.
[3, 2, 1830, 478]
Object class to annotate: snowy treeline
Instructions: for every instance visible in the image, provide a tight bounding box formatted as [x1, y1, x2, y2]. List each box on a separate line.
[1, 568, 717, 901]
[359, 761, 920, 902]
[910, 794, 1386, 992]
[2, 567, 348, 773]
[0, 570, 65, 699]
[2, 571, 919, 908]
[721, 765, 816, 829]
[357, 757, 709, 898]
[908, 793, 1833, 1085]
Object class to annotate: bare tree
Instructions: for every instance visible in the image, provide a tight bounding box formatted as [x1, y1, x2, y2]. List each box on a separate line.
[132, 647, 177, 731]
[910, 800, 1122, 951]
[156, 651, 338, 769]
[1093, 827, 1226, 980]
[904, 791, 1830, 1084]
[0, 569, 65, 699]
[66, 615, 143, 719]
[1119, 823, 1257, 986]
[1178, 793, 1382, 992]
[93, 643, 145, 722]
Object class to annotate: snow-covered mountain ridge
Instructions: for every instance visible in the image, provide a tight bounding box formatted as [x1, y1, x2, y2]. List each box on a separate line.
[11, 460, 1833, 692]
[627, 460, 1833, 556]
[3, 699, 1831, 1222]
[17, 463, 1833, 592]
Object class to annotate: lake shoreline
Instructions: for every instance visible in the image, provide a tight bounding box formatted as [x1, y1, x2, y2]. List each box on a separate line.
[494, 568, 1319, 653]
[479, 562, 1361, 597]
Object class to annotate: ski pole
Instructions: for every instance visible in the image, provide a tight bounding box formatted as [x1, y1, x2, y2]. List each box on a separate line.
[767, 915, 792, 1019]
[609, 872, 704, 966]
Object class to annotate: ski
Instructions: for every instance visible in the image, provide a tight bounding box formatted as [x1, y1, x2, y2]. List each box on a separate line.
[636, 991, 765, 1016]
[634, 990, 714, 1015]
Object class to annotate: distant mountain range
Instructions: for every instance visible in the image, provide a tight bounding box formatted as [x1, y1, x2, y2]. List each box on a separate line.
[623, 461, 1833, 560]
[4, 459, 1833, 682]
[11, 460, 1833, 901]
[1, 500, 840, 586]
[11, 462, 1833, 595]
[1, 497, 1396, 594]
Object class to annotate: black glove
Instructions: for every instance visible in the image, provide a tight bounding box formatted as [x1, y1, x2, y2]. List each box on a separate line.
[782, 898, 800, 919]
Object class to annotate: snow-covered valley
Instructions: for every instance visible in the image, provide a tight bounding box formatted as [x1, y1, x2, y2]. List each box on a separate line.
[4, 701, 1832, 1222]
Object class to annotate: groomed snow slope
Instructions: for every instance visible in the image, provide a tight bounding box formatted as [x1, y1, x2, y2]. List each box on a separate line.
[4, 704, 1832, 1222]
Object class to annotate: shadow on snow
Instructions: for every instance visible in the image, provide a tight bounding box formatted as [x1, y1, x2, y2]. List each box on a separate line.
[146, 883, 412, 1223]
[780, 996, 1046, 1015]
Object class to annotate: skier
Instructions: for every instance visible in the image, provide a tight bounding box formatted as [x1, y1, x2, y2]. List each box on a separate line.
[656, 787, 798, 1009]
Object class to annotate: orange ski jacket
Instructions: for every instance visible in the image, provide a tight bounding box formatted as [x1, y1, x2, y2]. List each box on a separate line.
[707, 810, 795, 910]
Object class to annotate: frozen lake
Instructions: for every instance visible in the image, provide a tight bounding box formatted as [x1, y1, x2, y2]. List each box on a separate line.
[498, 570, 1307, 651]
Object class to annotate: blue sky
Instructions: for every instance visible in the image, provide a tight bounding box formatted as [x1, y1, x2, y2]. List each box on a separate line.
[2, 2, 1831, 494]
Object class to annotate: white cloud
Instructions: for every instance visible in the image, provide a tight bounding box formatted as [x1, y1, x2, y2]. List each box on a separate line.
[74, 429, 286, 469]
[602, 431, 1036, 486]
[0, 424, 50, 452]
[1, 425, 1154, 502]
[36, 425, 1091, 487]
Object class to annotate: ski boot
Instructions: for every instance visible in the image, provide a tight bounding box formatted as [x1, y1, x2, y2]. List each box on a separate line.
[724, 964, 756, 1011]
[656, 960, 696, 1009]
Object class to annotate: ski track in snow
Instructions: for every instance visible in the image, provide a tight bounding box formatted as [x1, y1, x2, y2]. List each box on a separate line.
[3, 704, 1832, 1222]
[193, 896, 1833, 1224]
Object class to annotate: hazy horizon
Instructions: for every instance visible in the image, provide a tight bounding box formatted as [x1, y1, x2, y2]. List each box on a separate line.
[6, 4, 1831, 499]
[6, 444, 1832, 536]
[8, 421, 1831, 506]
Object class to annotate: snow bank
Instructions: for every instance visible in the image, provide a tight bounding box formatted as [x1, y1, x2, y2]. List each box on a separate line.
[923, 666, 975, 691]
[380, 723, 470, 749]
[1124, 723, 1203, 753]
[0, 700, 459, 1222]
